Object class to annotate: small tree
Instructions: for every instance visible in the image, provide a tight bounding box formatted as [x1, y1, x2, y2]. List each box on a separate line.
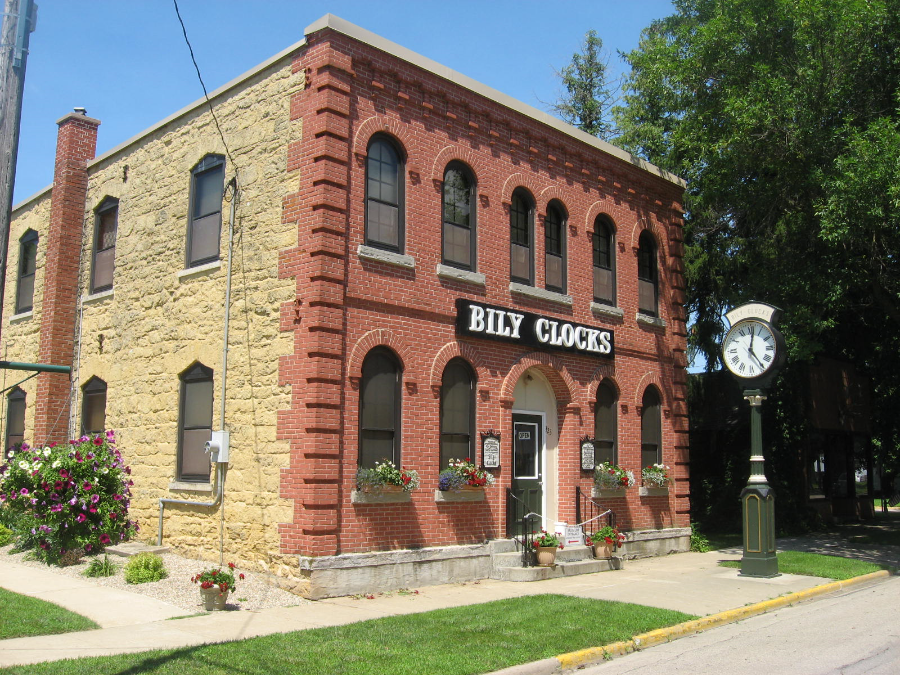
[549, 30, 618, 141]
[0, 431, 137, 564]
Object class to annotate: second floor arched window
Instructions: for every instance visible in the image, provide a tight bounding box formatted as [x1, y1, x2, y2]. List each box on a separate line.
[366, 135, 405, 253]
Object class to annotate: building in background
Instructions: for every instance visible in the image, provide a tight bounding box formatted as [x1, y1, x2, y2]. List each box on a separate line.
[2, 15, 688, 597]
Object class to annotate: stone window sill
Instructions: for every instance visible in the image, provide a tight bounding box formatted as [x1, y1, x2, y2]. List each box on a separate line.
[168, 481, 213, 493]
[9, 310, 33, 323]
[358, 245, 416, 270]
[436, 264, 485, 286]
[83, 288, 114, 305]
[591, 302, 623, 320]
[637, 313, 666, 329]
[509, 283, 573, 307]
[639, 486, 669, 497]
[178, 260, 221, 281]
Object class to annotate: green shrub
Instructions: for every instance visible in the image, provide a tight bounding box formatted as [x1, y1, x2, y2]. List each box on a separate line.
[690, 523, 712, 552]
[83, 554, 117, 578]
[123, 552, 167, 584]
[0, 523, 13, 547]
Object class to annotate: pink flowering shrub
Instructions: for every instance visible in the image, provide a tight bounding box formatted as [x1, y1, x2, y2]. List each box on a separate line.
[0, 431, 137, 564]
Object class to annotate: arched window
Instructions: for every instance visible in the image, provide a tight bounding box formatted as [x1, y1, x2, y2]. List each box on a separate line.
[637, 230, 658, 317]
[178, 362, 214, 482]
[510, 188, 534, 285]
[592, 216, 615, 305]
[442, 163, 476, 270]
[366, 135, 405, 252]
[16, 230, 38, 314]
[641, 387, 662, 467]
[359, 348, 402, 468]
[545, 201, 567, 293]
[594, 380, 617, 465]
[5, 387, 25, 452]
[81, 377, 107, 437]
[440, 358, 475, 468]
[187, 154, 225, 267]
[91, 198, 118, 293]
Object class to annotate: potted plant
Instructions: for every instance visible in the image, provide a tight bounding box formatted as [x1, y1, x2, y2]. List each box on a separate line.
[640, 464, 671, 495]
[532, 529, 564, 566]
[355, 460, 420, 493]
[192, 562, 244, 611]
[586, 525, 625, 559]
[438, 458, 495, 491]
[593, 462, 635, 495]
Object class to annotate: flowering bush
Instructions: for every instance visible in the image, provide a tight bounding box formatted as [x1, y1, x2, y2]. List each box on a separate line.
[586, 524, 625, 549]
[438, 458, 495, 491]
[356, 460, 420, 492]
[191, 562, 244, 593]
[594, 462, 635, 489]
[0, 432, 137, 564]
[641, 464, 671, 488]
[532, 529, 563, 549]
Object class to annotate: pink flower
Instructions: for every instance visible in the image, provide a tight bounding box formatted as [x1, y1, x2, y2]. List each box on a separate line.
[76, 513, 86, 523]
[99, 534, 111, 544]
[93, 437, 103, 446]
[83, 481, 92, 491]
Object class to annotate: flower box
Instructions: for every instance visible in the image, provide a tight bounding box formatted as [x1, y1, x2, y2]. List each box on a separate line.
[351, 486, 412, 504]
[434, 485, 485, 502]
[591, 487, 626, 499]
[639, 486, 669, 497]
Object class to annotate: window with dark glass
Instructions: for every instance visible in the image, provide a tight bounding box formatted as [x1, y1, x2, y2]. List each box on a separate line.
[91, 198, 118, 293]
[545, 201, 566, 293]
[440, 359, 475, 468]
[442, 163, 475, 270]
[5, 387, 25, 452]
[594, 380, 617, 465]
[178, 363, 213, 482]
[593, 216, 615, 305]
[637, 230, 658, 316]
[366, 135, 405, 252]
[16, 230, 38, 314]
[187, 155, 224, 267]
[81, 377, 107, 437]
[510, 188, 534, 285]
[359, 348, 401, 469]
[641, 387, 662, 467]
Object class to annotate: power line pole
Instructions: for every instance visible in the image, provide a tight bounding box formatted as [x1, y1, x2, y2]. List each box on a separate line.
[0, 0, 36, 334]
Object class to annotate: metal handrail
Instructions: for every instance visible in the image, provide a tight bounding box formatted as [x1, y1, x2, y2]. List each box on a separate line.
[575, 486, 617, 542]
[506, 488, 542, 567]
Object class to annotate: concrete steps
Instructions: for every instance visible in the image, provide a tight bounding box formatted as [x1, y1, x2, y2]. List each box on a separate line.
[488, 539, 623, 582]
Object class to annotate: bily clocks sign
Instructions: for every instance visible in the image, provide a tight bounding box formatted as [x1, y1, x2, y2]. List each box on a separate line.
[456, 299, 614, 359]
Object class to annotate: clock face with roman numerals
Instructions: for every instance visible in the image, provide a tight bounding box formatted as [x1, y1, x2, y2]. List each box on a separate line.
[722, 319, 778, 379]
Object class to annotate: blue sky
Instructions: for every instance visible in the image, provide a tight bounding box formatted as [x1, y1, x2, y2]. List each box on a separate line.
[11, 0, 675, 204]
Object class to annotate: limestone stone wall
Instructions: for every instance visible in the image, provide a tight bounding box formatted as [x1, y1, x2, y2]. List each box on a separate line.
[2, 192, 52, 449]
[67, 56, 303, 576]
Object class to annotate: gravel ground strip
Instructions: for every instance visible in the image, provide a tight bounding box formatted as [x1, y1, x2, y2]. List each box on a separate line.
[1, 544, 309, 614]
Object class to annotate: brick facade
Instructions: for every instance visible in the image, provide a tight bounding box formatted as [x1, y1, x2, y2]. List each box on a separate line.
[4, 16, 687, 593]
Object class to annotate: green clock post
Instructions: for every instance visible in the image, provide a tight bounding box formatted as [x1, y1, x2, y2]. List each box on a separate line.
[722, 303, 786, 578]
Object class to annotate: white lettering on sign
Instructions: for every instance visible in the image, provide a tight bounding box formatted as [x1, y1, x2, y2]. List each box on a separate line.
[469, 305, 525, 339]
[536, 319, 611, 355]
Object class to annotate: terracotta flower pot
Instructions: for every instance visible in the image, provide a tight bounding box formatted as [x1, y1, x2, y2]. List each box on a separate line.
[200, 587, 229, 611]
[593, 543, 613, 559]
[536, 546, 558, 567]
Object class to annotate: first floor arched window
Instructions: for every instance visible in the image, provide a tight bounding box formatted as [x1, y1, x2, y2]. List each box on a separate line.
[641, 386, 662, 467]
[359, 348, 402, 468]
[440, 358, 475, 467]
[81, 377, 108, 438]
[594, 380, 617, 465]
[178, 362, 214, 482]
[5, 387, 25, 453]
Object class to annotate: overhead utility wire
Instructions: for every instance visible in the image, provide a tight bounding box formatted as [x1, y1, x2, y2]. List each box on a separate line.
[172, 0, 238, 176]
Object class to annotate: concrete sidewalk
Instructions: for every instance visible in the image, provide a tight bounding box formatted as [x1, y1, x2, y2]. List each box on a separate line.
[0, 545, 863, 670]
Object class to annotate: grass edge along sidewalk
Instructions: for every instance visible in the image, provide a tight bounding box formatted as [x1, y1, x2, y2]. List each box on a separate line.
[550, 569, 890, 673]
[0, 594, 695, 675]
[0, 588, 99, 640]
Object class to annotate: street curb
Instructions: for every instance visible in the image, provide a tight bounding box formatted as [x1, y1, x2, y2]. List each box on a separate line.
[491, 570, 891, 675]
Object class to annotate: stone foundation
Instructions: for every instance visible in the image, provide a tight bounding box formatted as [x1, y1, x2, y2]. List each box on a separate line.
[620, 527, 691, 559]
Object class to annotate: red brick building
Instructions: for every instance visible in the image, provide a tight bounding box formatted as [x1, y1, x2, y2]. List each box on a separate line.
[4, 15, 688, 597]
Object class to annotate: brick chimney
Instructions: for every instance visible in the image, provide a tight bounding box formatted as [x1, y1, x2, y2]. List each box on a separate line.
[33, 110, 100, 445]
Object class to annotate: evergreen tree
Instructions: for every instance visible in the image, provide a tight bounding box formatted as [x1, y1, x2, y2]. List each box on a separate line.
[550, 30, 617, 141]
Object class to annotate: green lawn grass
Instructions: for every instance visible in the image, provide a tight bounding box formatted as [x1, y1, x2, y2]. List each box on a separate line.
[0, 588, 99, 640]
[0, 594, 696, 675]
[719, 551, 886, 579]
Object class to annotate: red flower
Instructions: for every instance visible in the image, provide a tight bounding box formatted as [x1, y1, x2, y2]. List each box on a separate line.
[93, 437, 103, 446]
[239, 573, 245, 580]
[228, 562, 235, 569]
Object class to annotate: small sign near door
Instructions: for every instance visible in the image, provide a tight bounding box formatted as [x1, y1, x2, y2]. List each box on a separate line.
[518, 431, 531, 440]
[580, 437, 596, 471]
[481, 431, 501, 469]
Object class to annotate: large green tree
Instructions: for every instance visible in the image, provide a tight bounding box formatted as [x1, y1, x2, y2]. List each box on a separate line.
[550, 30, 618, 140]
[613, 0, 900, 519]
